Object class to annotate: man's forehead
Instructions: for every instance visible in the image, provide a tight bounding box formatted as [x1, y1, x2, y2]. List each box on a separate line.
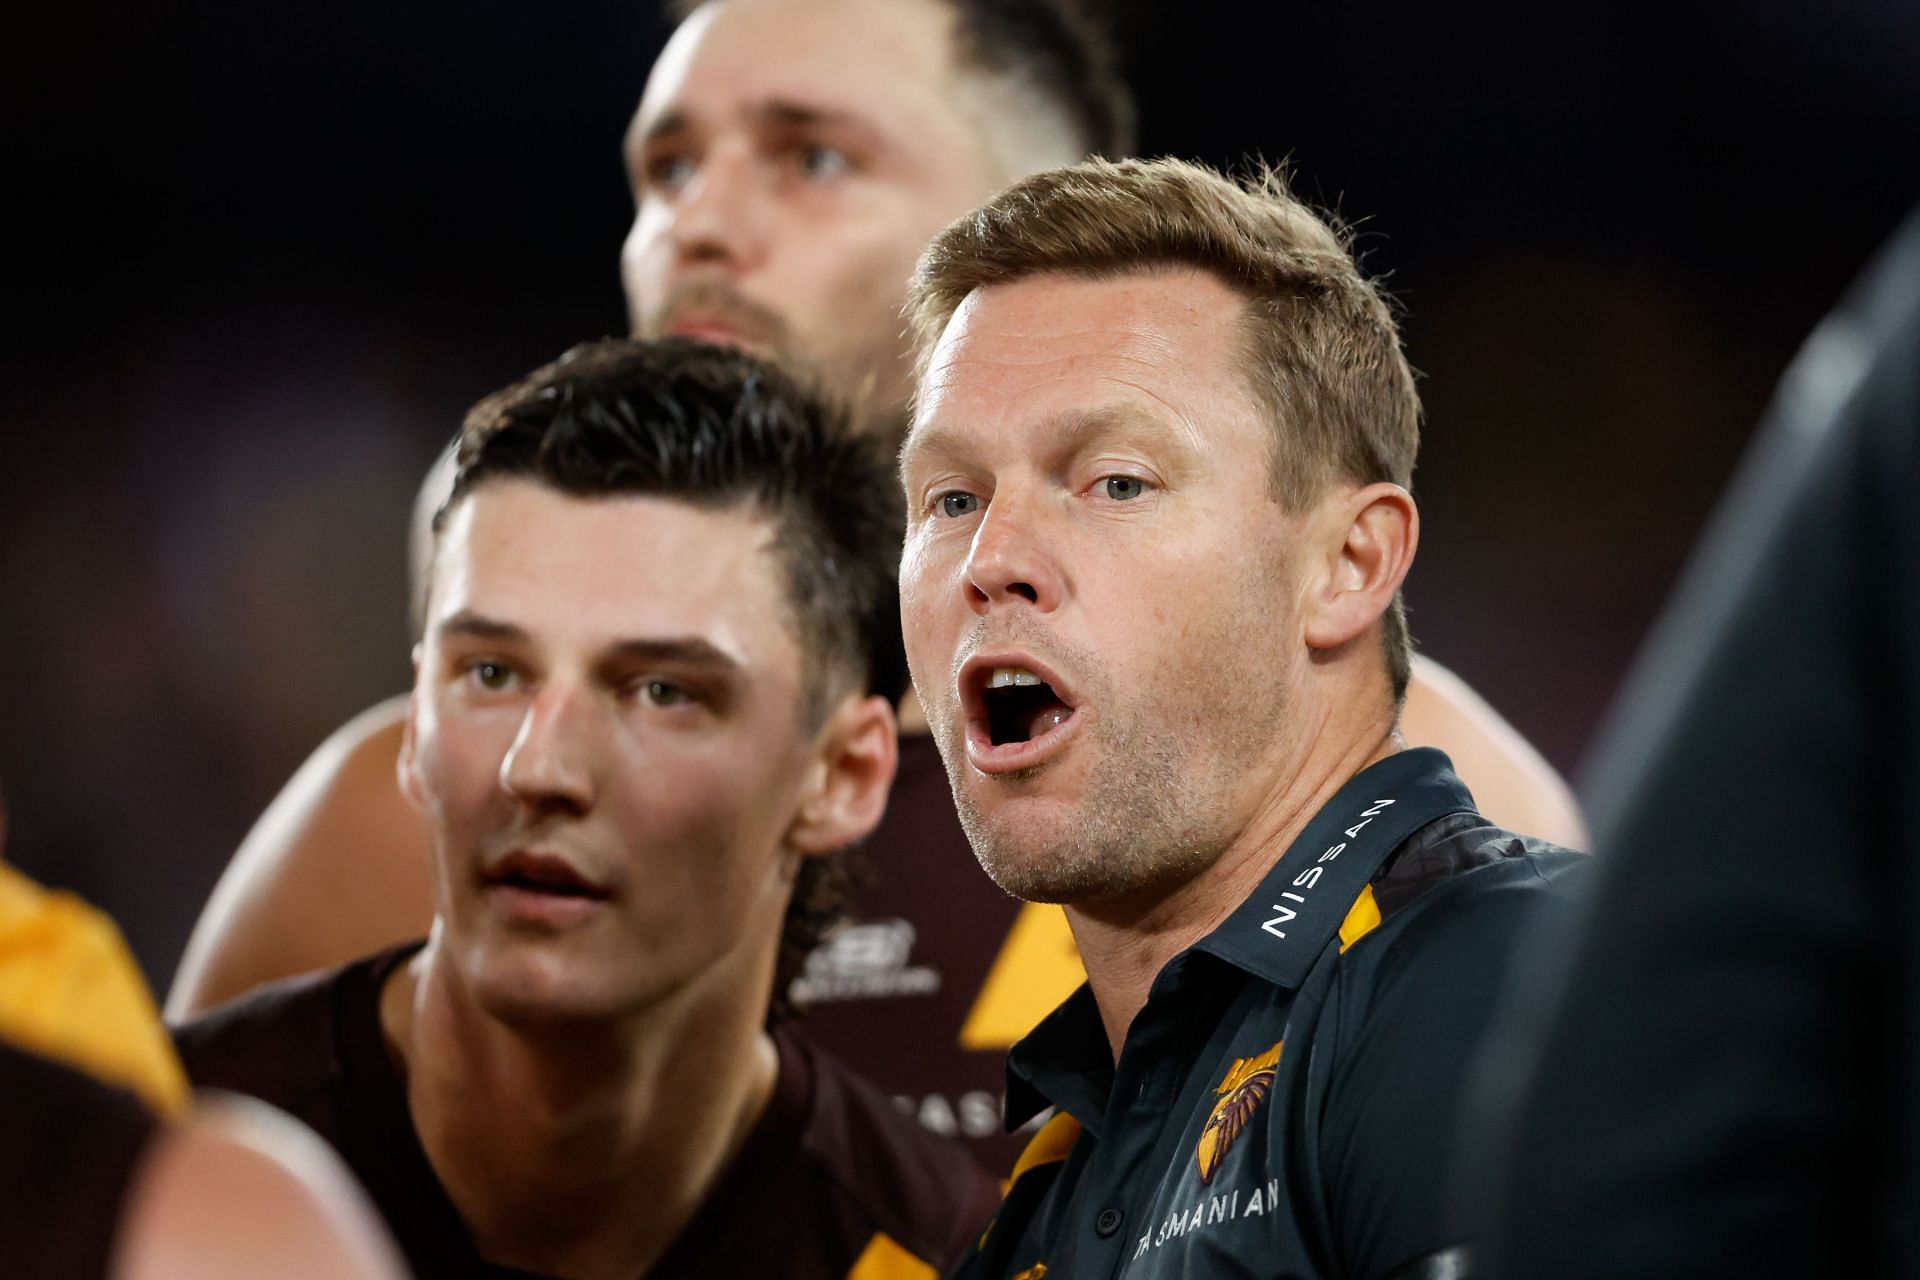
[638, 0, 962, 131]
[429, 483, 788, 651]
[909, 271, 1257, 445]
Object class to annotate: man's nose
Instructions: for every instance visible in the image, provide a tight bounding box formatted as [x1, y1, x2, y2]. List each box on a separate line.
[499, 683, 597, 818]
[666, 143, 769, 272]
[963, 495, 1065, 617]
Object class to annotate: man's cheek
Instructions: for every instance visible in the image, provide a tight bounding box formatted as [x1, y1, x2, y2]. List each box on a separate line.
[414, 728, 496, 819]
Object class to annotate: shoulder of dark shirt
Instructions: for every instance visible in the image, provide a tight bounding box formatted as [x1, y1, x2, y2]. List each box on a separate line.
[1337, 813, 1591, 1020]
[170, 957, 361, 1125]
[1371, 812, 1586, 926]
[0, 1038, 160, 1280]
[785, 1026, 1003, 1268]
[1312, 818, 1588, 1278]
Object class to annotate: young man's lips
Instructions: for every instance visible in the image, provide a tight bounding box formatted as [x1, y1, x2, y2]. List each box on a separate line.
[480, 850, 612, 925]
[487, 885, 605, 928]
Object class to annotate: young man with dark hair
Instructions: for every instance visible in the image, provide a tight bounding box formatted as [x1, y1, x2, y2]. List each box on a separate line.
[899, 157, 1586, 1280]
[175, 339, 999, 1279]
[171, 0, 1586, 1176]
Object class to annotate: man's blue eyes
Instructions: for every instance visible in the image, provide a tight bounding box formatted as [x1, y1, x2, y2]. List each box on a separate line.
[935, 479, 1148, 517]
[797, 144, 849, 179]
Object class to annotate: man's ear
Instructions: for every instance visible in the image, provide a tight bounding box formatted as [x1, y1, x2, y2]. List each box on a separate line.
[395, 647, 427, 812]
[1302, 482, 1418, 653]
[787, 693, 900, 859]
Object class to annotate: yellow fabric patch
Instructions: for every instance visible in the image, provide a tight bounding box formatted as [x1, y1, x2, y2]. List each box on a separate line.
[1008, 1110, 1082, 1188]
[847, 1231, 937, 1280]
[959, 903, 1086, 1051]
[0, 865, 188, 1115]
[1337, 884, 1383, 954]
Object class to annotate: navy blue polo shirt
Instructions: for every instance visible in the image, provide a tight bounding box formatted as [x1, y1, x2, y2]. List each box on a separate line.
[953, 748, 1586, 1280]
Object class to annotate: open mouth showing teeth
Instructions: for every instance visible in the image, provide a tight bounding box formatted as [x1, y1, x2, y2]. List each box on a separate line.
[982, 668, 1074, 746]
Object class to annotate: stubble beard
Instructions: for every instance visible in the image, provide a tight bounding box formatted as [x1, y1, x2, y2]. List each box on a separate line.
[943, 629, 1292, 908]
[638, 279, 910, 439]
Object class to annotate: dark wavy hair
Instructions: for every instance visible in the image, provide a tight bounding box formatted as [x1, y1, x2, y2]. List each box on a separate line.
[443, 337, 905, 1016]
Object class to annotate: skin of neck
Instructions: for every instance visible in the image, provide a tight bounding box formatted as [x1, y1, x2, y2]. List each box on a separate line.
[379, 915, 784, 1279]
[1066, 654, 1403, 1061]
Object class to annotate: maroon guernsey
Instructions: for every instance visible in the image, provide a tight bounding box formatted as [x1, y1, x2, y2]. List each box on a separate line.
[174, 942, 1000, 1280]
[0, 1036, 159, 1280]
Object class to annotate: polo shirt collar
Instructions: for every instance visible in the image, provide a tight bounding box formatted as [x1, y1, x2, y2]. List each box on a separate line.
[1002, 748, 1474, 1130]
[1006, 983, 1111, 1133]
[1194, 747, 1474, 987]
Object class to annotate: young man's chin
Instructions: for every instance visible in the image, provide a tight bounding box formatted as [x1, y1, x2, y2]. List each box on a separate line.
[461, 943, 641, 1031]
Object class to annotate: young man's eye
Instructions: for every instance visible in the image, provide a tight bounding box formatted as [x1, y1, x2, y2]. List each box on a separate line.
[938, 491, 980, 519]
[1101, 476, 1150, 501]
[643, 152, 697, 193]
[794, 143, 850, 180]
[469, 662, 516, 691]
[643, 680, 693, 708]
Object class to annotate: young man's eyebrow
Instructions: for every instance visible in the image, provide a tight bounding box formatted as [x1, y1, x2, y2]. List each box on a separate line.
[599, 637, 743, 673]
[757, 99, 860, 131]
[633, 108, 691, 149]
[637, 99, 863, 148]
[435, 611, 528, 644]
[438, 614, 743, 670]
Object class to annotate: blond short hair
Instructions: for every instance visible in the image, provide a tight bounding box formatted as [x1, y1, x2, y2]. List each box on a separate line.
[906, 156, 1420, 697]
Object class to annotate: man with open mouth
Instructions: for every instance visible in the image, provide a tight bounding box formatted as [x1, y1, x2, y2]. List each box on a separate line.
[173, 340, 999, 1277]
[899, 157, 1588, 1280]
[169, 0, 1587, 1183]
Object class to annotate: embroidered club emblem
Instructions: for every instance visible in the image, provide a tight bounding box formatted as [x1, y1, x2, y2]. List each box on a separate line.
[1195, 1041, 1282, 1184]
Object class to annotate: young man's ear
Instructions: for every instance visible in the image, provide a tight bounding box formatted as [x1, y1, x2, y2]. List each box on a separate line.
[787, 693, 899, 858]
[395, 648, 427, 812]
[1302, 482, 1419, 653]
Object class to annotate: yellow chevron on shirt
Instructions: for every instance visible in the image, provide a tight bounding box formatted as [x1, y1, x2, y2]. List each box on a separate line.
[0, 864, 188, 1115]
[847, 1231, 938, 1280]
[1338, 884, 1383, 953]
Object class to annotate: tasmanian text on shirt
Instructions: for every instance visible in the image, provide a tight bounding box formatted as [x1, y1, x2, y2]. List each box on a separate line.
[1132, 1177, 1287, 1262]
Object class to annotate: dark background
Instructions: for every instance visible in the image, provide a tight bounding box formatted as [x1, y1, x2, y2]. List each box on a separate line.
[4, 1, 1917, 988]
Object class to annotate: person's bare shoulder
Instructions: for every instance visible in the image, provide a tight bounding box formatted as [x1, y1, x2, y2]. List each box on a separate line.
[1400, 655, 1589, 849]
[113, 1093, 409, 1279]
[166, 698, 435, 1019]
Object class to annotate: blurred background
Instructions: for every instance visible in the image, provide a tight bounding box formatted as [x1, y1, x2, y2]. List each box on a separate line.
[4, 0, 1917, 989]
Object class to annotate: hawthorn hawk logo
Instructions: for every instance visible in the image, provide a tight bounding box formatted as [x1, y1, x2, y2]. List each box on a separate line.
[1195, 1040, 1282, 1184]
